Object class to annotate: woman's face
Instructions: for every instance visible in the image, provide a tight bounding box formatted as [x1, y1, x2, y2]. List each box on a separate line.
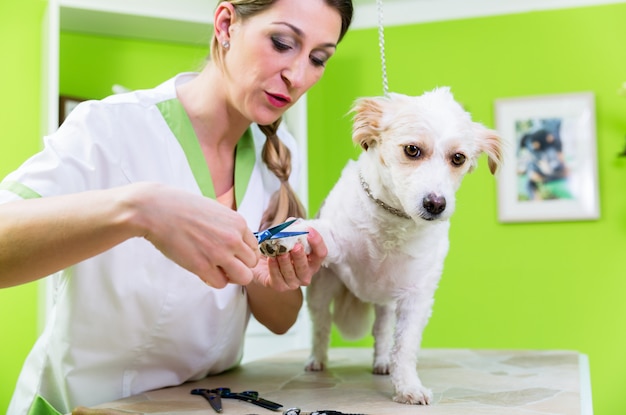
[222, 0, 343, 125]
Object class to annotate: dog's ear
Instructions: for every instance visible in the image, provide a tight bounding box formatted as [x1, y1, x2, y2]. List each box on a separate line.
[473, 123, 504, 175]
[351, 97, 385, 151]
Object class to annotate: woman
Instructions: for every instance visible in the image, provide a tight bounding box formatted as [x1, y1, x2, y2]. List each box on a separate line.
[1, 0, 353, 413]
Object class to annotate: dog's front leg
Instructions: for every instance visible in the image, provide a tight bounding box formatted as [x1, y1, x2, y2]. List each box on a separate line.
[372, 303, 395, 375]
[390, 293, 435, 405]
[305, 267, 343, 371]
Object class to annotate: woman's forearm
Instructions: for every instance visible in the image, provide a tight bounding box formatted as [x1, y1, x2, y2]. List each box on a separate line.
[246, 281, 303, 334]
[0, 185, 145, 287]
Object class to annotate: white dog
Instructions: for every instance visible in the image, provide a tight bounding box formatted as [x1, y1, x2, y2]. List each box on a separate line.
[286, 88, 503, 405]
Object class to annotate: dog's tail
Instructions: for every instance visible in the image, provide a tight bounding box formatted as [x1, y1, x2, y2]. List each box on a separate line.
[332, 287, 374, 340]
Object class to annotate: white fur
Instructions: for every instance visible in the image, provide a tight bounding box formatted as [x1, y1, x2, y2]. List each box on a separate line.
[296, 88, 503, 405]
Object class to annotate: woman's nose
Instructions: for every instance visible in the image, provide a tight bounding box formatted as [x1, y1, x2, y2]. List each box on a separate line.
[281, 57, 307, 89]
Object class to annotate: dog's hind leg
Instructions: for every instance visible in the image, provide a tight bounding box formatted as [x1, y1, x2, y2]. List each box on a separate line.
[305, 267, 344, 371]
[372, 303, 395, 375]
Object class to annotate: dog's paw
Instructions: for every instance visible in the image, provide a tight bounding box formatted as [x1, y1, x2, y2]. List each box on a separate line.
[258, 221, 311, 257]
[258, 235, 307, 257]
[304, 356, 326, 372]
[372, 362, 390, 375]
[393, 385, 433, 405]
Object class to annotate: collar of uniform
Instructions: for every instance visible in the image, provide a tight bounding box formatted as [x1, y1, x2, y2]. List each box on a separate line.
[156, 98, 254, 207]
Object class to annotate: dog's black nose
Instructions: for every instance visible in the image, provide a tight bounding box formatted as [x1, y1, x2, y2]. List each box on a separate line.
[423, 194, 446, 215]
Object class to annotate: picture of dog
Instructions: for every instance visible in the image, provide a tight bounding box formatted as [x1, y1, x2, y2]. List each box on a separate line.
[516, 118, 572, 201]
[291, 88, 502, 405]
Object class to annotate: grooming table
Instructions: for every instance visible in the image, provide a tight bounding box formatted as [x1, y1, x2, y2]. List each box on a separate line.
[85, 348, 592, 414]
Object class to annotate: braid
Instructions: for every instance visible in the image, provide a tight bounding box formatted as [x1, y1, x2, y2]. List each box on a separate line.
[258, 119, 306, 230]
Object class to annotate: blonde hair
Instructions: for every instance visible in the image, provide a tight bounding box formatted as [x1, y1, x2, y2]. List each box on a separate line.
[211, 0, 353, 229]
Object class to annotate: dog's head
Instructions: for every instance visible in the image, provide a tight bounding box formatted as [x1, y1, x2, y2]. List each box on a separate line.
[351, 87, 503, 222]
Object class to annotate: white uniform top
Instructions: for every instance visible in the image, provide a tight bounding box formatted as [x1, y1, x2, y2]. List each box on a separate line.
[2, 73, 302, 415]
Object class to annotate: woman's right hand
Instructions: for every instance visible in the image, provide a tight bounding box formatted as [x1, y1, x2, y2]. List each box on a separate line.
[0, 182, 259, 288]
[128, 182, 260, 288]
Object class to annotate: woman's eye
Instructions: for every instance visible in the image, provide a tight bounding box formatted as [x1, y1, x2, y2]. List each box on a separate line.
[404, 145, 421, 158]
[271, 36, 292, 51]
[451, 153, 466, 166]
[310, 55, 327, 67]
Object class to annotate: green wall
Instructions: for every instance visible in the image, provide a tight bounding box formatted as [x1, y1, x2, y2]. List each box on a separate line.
[59, 33, 209, 99]
[2, 2, 626, 415]
[0, 0, 45, 412]
[309, 3, 626, 415]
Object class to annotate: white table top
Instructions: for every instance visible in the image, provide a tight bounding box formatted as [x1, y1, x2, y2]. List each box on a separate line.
[87, 348, 592, 415]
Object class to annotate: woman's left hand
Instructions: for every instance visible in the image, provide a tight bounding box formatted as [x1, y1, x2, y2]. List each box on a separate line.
[246, 227, 327, 333]
[253, 227, 327, 291]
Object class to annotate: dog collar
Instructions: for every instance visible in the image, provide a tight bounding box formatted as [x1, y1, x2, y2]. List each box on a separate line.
[359, 172, 411, 220]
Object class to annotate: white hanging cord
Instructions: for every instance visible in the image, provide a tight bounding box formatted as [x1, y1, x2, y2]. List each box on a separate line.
[376, 0, 389, 96]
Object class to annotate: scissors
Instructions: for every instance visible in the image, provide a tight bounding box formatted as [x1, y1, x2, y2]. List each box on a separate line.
[190, 388, 223, 413]
[254, 219, 308, 244]
[191, 387, 283, 411]
[283, 409, 366, 415]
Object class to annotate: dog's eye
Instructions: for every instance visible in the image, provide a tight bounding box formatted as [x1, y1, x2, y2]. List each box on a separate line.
[404, 145, 421, 158]
[451, 153, 466, 166]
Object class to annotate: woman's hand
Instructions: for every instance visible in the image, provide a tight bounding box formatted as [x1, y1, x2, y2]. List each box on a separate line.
[131, 183, 260, 288]
[253, 227, 327, 291]
[246, 227, 327, 333]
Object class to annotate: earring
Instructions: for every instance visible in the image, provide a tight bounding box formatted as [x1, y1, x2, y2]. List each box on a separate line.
[222, 40, 230, 49]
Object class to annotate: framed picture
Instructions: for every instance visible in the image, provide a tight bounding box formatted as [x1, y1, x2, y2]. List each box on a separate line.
[59, 95, 86, 126]
[495, 92, 599, 223]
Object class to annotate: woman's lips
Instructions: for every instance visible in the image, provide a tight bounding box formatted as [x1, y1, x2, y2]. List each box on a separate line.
[266, 92, 291, 108]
